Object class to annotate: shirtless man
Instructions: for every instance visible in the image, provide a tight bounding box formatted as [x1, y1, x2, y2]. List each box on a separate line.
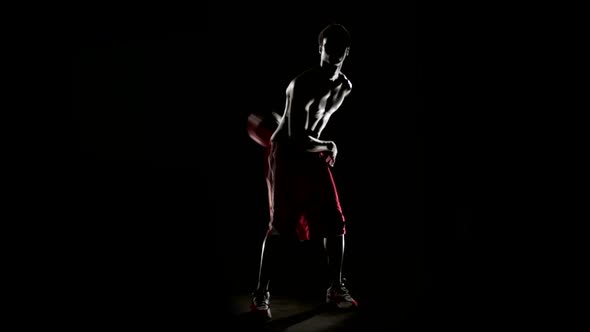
[250, 23, 357, 320]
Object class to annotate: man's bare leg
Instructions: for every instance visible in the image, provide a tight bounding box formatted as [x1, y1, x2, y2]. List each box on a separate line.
[324, 234, 345, 288]
[324, 234, 358, 308]
[255, 233, 281, 293]
[251, 233, 281, 319]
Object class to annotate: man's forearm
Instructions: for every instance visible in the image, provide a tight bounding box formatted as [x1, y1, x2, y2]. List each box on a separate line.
[287, 129, 333, 152]
[305, 136, 333, 153]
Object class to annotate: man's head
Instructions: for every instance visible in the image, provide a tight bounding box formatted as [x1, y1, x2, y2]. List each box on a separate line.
[318, 24, 351, 66]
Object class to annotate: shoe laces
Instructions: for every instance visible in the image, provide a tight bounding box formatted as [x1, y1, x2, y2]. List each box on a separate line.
[331, 284, 353, 299]
[253, 292, 269, 306]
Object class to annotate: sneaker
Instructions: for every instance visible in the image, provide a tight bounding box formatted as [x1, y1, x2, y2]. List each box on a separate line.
[250, 290, 271, 320]
[326, 282, 358, 309]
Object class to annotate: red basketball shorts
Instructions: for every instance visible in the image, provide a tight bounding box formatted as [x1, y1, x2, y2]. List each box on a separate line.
[265, 142, 346, 241]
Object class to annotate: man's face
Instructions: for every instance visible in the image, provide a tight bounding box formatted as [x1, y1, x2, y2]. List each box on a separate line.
[320, 37, 349, 65]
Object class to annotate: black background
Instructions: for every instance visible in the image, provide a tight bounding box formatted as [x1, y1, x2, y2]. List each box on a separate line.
[58, 1, 473, 329]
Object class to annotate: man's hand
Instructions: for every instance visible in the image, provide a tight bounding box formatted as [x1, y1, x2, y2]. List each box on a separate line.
[325, 141, 338, 167]
[306, 139, 337, 166]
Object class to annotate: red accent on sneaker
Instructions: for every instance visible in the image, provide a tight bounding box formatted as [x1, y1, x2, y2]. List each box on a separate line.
[250, 304, 272, 318]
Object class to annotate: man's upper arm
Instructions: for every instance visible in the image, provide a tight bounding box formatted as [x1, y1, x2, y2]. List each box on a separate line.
[343, 76, 352, 96]
[286, 79, 310, 140]
[325, 77, 352, 116]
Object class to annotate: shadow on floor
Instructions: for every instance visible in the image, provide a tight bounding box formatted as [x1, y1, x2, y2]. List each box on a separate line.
[241, 304, 327, 330]
[230, 302, 362, 332]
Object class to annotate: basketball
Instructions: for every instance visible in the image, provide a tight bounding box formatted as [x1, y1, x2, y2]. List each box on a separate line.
[247, 112, 280, 148]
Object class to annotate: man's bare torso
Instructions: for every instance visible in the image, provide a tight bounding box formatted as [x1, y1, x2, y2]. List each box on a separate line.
[272, 67, 352, 143]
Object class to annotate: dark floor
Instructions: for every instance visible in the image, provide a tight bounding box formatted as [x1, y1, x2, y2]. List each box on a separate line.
[225, 292, 361, 332]
[214, 268, 433, 332]
[220, 291, 418, 332]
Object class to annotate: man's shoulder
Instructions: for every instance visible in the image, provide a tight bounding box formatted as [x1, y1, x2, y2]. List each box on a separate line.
[287, 68, 316, 90]
[339, 73, 352, 90]
[292, 67, 317, 82]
